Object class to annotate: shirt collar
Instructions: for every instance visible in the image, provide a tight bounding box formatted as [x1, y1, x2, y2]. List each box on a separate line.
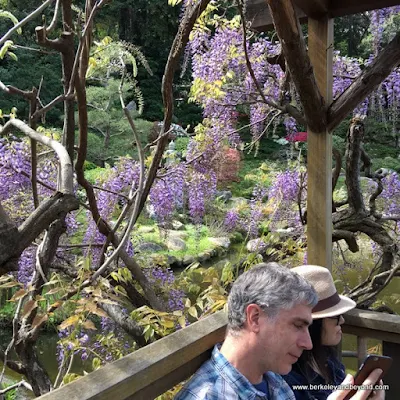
[211, 344, 290, 399]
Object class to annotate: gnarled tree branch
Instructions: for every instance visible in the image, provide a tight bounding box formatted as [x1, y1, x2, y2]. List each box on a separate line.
[328, 31, 400, 131]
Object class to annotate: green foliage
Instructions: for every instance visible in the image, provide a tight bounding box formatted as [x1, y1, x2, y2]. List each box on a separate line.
[360, 13, 400, 56]
[334, 14, 370, 57]
[0, 8, 21, 62]
[0, 299, 17, 321]
[87, 37, 152, 115]
[0, 39, 17, 60]
[332, 135, 346, 155]
[84, 160, 98, 171]
[134, 224, 215, 259]
[0, 382, 17, 400]
[364, 117, 394, 144]
[332, 117, 352, 138]
[364, 142, 399, 160]
[228, 158, 279, 199]
[83, 166, 113, 184]
[85, 80, 153, 165]
[0, 10, 21, 33]
[371, 157, 400, 173]
[102, 0, 185, 121]
[174, 137, 189, 153]
[131, 265, 227, 343]
[168, 0, 183, 6]
[174, 100, 203, 130]
[0, 50, 63, 124]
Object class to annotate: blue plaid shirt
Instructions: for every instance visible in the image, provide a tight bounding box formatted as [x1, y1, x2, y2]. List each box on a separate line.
[175, 344, 296, 400]
[283, 357, 346, 400]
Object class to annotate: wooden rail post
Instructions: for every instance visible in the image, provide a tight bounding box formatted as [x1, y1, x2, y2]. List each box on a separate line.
[307, 16, 333, 270]
[356, 336, 367, 367]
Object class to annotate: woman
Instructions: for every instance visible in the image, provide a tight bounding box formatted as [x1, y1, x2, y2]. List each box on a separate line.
[283, 265, 356, 400]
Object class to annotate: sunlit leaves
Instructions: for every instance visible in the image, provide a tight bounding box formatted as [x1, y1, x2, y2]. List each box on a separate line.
[59, 315, 80, 330]
[168, 0, 183, 6]
[0, 10, 21, 33]
[0, 39, 16, 60]
[82, 320, 97, 330]
[62, 373, 81, 385]
[110, 267, 133, 284]
[189, 77, 226, 103]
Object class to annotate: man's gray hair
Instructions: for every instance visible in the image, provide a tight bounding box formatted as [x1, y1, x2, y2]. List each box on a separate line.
[227, 262, 318, 332]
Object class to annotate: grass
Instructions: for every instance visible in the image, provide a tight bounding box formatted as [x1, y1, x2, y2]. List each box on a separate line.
[134, 224, 216, 258]
[84, 167, 114, 184]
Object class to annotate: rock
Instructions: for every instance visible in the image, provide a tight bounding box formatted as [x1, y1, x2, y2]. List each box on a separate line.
[246, 238, 267, 253]
[198, 252, 209, 263]
[166, 255, 178, 265]
[210, 248, 218, 257]
[172, 220, 185, 230]
[166, 237, 187, 251]
[274, 227, 296, 239]
[229, 197, 248, 207]
[167, 230, 189, 240]
[209, 237, 231, 249]
[137, 225, 156, 234]
[374, 167, 396, 179]
[213, 258, 230, 270]
[183, 255, 195, 265]
[145, 204, 157, 219]
[216, 190, 232, 203]
[274, 227, 294, 234]
[136, 242, 165, 253]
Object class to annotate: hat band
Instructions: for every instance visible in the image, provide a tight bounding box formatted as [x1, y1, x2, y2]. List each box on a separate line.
[312, 292, 341, 313]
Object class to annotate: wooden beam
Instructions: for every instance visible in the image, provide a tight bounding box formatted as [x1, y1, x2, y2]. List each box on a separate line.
[293, 0, 329, 17]
[306, 16, 333, 269]
[330, 0, 400, 17]
[246, 0, 400, 31]
[343, 325, 400, 344]
[246, 0, 306, 31]
[344, 308, 400, 335]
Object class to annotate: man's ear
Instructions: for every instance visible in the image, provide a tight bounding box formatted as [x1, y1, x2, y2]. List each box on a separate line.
[246, 304, 263, 332]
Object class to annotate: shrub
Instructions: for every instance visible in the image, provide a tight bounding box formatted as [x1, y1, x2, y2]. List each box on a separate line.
[372, 157, 400, 172]
[216, 147, 241, 183]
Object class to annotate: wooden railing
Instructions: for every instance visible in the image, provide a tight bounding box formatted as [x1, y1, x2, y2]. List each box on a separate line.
[37, 309, 400, 400]
[342, 308, 400, 399]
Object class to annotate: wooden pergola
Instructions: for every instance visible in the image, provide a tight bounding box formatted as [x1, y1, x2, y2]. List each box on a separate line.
[246, 0, 400, 270]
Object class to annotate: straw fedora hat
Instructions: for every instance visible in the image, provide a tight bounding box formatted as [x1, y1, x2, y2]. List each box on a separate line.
[292, 265, 356, 319]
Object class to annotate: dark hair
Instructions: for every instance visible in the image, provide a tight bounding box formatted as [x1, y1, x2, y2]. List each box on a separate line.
[292, 319, 336, 383]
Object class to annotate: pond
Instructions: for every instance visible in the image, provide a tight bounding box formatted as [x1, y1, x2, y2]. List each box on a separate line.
[0, 331, 89, 399]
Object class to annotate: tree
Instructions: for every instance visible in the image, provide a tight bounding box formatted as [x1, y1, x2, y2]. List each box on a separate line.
[0, 0, 212, 395]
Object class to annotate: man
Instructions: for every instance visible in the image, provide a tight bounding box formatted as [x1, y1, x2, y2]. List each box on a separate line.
[175, 263, 385, 400]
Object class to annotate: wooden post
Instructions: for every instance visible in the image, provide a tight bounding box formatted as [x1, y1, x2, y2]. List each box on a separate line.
[357, 336, 367, 367]
[306, 16, 333, 270]
[382, 341, 400, 400]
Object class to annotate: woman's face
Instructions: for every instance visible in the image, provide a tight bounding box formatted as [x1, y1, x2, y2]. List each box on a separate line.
[321, 315, 344, 346]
